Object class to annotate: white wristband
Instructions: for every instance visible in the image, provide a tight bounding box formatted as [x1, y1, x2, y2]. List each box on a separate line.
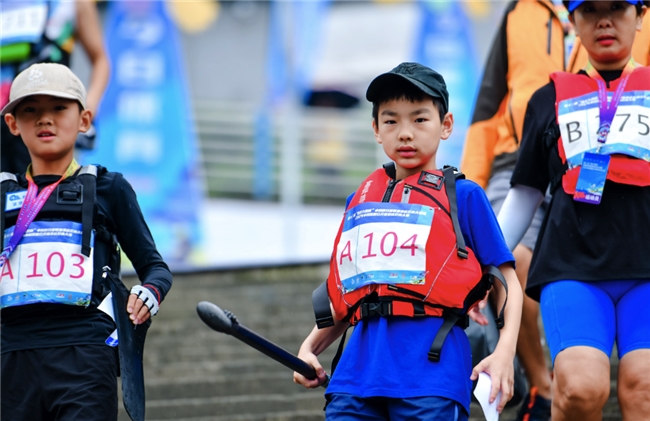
[130, 285, 160, 316]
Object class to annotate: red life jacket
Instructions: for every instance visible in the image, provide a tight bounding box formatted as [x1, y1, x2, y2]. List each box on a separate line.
[312, 164, 506, 363]
[552, 67, 650, 195]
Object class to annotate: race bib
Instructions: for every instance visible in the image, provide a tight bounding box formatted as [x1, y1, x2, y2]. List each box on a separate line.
[558, 90, 650, 168]
[1, 220, 94, 308]
[0, 1, 48, 46]
[336, 202, 434, 293]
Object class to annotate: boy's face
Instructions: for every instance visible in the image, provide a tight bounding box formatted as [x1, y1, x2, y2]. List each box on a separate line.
[372, 97, 453, 180]
[4, 95, 91, 164]
[570, 1, 645, 67]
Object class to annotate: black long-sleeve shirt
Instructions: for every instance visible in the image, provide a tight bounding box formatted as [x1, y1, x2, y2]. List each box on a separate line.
[1, 169, 172, 352]
[511, 70, 650, 301]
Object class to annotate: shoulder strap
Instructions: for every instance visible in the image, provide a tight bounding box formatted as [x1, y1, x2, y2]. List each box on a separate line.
[78, 165, 98, 257]
[0, 173, 20, 252]
[442, 166, 468, 259]
[1, 173, 18, 183]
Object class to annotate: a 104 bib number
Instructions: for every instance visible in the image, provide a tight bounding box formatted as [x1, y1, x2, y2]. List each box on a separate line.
[336, 202, 434, 293]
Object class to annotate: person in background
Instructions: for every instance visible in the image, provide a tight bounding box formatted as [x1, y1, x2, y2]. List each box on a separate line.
[1, 0, 109, 174]
[498, 1, 650, 419]
[460, 1, 650, 420]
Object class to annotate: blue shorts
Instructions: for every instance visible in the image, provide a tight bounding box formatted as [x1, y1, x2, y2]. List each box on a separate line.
[325, 393, 468, 421]
[541, 280, 650, 364]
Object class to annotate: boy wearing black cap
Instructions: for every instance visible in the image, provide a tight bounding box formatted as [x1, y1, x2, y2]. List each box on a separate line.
[0, 63, 172, 420]
[294, 63, 523, 420]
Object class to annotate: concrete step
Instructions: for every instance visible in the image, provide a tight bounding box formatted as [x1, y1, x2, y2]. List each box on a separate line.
[128, 393, 325, 420]
[145, 372, 318, 401]
[145, 410, 325, 421]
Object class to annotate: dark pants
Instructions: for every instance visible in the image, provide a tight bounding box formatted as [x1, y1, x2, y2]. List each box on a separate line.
[1, 345, 119, 421]
[1, 118, 31, 174]
[325, 393, 469, 421]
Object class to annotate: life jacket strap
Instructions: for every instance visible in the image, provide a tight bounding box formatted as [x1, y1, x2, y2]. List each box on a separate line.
[1, 173, 19, 251]
[442, 166, 468, 259]
[428, 312, 467, 362]
[78, 165, 97, 257]
[484, 265, 508, 329]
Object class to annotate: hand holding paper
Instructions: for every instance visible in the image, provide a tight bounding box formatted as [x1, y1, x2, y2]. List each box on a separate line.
[474, 372, 501, 421]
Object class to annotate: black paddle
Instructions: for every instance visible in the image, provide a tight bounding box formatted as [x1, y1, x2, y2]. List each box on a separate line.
[196, 301, 329, 388]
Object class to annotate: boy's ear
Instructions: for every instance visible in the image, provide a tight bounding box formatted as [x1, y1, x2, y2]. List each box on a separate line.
[78, 109, 92, 133]
[4, 114, 20, 136]
[372, 119, 382, 144]
[440, 112, 454, 140]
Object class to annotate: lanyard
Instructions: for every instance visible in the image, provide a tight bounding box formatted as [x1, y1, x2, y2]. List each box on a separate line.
[0, 159, 80, 267]
[584, 59, 637, 144]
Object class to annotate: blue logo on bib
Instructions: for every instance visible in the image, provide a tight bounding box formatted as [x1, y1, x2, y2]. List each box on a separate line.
[5, 191, 26, 211]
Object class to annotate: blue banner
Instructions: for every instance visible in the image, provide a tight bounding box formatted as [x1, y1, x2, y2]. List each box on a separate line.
[414, 1, 479, 168]
[80, 1, 203, 266]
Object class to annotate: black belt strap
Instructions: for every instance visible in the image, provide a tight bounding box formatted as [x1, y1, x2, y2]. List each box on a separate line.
[78, 166, 97, 257]
[442, 166, 468, 259]
[312, 281, 335, 329]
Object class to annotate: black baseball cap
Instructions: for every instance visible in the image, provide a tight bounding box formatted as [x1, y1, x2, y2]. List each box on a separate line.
[365, 62, 449, 114]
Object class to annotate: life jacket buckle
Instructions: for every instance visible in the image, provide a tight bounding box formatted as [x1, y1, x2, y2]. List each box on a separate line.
[56, 184, 83, 205]
[360, 301, 391, 318]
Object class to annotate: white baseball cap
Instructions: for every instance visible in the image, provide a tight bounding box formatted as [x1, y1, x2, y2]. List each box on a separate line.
[1, 63, 87, 116]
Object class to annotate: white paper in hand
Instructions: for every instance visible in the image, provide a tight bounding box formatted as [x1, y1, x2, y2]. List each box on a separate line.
[473, 372, 501, 421]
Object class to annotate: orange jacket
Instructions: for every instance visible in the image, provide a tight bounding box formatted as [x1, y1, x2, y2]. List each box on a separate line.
[460, 0, 650, 188]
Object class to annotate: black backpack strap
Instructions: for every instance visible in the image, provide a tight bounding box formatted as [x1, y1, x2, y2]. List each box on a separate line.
[442, 166, 468, 259]
[484, 265, 508, 329]
[312, 281, 335, 329]
[78, 165, 97, 257]
[0, 173, 19, 250]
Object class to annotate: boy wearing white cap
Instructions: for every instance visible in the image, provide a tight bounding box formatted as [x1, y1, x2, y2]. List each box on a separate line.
[0, 63, 172, 421]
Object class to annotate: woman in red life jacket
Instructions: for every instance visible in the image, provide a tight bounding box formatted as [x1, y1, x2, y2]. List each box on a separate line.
[498, 1, 650, 420]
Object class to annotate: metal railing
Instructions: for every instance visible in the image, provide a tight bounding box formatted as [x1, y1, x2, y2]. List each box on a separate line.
[194, 99, 382, 205]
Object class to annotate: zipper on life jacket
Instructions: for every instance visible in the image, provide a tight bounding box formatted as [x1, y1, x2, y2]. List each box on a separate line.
[401, 185, 411, 203]
[404, 184, 450, 217]
[382, 179, 398, 202]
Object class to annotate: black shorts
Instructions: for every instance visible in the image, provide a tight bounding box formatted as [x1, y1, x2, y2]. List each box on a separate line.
[1, 345, 119, 421]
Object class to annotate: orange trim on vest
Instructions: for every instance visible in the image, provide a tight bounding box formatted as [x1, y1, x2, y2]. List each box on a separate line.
[326, 168, 484, 325]
[551, 67, 650, 194]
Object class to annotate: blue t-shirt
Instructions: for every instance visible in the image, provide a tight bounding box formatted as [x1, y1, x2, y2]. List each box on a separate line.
[326, 178, 514, 414]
